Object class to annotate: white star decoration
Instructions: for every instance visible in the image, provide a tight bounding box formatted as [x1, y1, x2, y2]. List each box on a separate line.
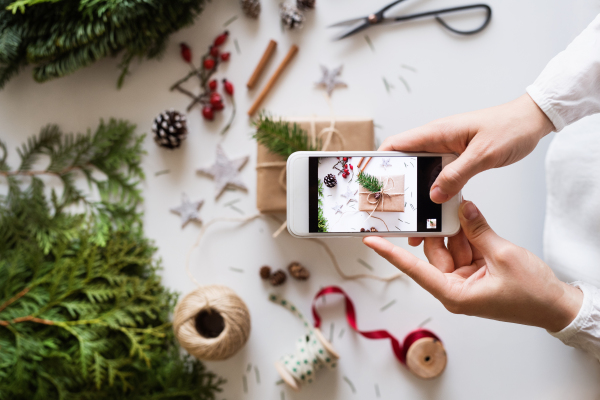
[197, 145, 249, 198]
[341, 185, 355, 199]
[332, 202, 343, 214]
[381, 158, 391, 169]
[315, 65, 347, 97]
[170, 193, 203, 228]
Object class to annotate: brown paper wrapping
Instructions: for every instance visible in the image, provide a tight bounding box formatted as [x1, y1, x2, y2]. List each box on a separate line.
[256, 117, 375, 213]
[358, 175, 405, 212]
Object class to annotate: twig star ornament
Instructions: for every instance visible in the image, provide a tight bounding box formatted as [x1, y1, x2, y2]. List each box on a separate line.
[316, 65, 347, 97]
[171, 193, 204, 228]
[332, 202, 343, 214]
[381, 158, 391, 170]
[341, 185, 355, 199]
[197, 145, 249, 198]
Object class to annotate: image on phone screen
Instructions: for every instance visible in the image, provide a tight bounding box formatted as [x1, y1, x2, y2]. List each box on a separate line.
[308, 156, 442, 233]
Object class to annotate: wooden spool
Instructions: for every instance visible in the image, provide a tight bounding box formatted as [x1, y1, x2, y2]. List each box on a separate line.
[405, 337, 447, 379]
[275, 328, 339, 391]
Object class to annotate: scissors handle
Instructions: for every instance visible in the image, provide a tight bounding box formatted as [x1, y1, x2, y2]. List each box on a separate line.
[391, 4, 492, 35]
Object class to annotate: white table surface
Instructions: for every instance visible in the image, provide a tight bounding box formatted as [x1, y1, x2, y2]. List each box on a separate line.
[2, 0, 600, 398]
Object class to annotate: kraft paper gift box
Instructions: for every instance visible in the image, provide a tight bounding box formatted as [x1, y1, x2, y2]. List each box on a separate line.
[358, 174, 405, 212]
[256, 117, 375, 213]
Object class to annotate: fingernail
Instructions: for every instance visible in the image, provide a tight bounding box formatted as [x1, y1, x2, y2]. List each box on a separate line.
[462, 201, 479, 220]
[430, 186, 449, 203]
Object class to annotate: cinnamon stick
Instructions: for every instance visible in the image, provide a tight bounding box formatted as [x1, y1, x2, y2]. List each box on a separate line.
[247, 40, 277, 89]
[356, 157, 364, 168]
[248, 44, 299, 116]
[361, 157, 372, 172]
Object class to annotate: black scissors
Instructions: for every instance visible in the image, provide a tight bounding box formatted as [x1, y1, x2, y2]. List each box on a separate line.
[329, 0, 492, 40]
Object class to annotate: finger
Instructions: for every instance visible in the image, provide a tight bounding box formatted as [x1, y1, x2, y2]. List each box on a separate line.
[363, 236, 448, 297]
[458, 200, 505, 255]
[430, 145, 490, 204]
[379, 121, 462, 153]
[408, 237, 423, 247]
[447, 228, 473, 268]
[423, 238, 455, 273]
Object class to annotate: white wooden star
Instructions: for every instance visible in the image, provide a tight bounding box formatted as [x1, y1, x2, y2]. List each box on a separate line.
[381, 158, 391, 170]
[315, 65, 347, 97]
[197, 145, 249, 198]
[332, 202, 343, 214]
[341, 185, 355, 199]
[170, 193, 203, 228]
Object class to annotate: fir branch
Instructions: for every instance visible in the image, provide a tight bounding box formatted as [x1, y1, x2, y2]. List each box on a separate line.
[357, 171, 382, 193]
[252, 112, 319, 159]
[317, 179, 328, 233]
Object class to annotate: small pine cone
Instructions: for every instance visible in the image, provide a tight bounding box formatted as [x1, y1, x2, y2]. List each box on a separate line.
[259, 265, 271, 279]
[241, 0, 261, 18]
[280, 3, 304, 30]
[152, 109, 187, 149]
[324, 173, 337, 188]
[270, 270, 287, 286]
[360, 228, 366, 232]
[370, 227, 378, 232]
[288, 262, 310, 280]
[296, 0, 315, 10]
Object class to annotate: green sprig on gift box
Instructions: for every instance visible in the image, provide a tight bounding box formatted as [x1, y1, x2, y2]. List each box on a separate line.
[0, 121, 225, 400]
[252, 112, 320, 159]
[357, 171, 382, 193]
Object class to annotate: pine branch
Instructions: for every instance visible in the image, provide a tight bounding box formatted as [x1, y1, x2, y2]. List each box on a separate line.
[252, 112, 319, 159]
[357, 171, 382, 193]
[317, 179, 328, 232]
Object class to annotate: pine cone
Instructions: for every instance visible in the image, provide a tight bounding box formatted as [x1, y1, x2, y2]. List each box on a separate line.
[370, 227, 378, 232]
[259, 265, 271, 279]
[324, 173, 337, 188]
[241, 0, 261, 18]
[152, 109, 187, 149]
[280, 3, 304, 30]
[288, 262, 310, 280]
[270, 270, 287, 286]
[296, 0, 315, 10]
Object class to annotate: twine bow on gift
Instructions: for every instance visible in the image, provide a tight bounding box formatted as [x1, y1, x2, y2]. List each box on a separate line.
[359, 176, 404, 220]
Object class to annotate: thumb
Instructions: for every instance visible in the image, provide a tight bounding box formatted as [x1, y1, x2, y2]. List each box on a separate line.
[458, 201, 503, 254]
[430, 146, 488, 204]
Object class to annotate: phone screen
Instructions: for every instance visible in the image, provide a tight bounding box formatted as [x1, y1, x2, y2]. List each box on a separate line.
[309, 156, 442, 233]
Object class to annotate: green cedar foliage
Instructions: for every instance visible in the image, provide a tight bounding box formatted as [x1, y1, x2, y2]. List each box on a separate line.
[0, 121, 225, 400]
[357, 171, 382, 193]
[0, 0, 210, 89]
[317, 178, 327, 232]
[252, 112, 320, 159]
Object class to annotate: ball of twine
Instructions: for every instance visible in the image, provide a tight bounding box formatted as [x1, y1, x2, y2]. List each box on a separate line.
[173, 285, 251, 361]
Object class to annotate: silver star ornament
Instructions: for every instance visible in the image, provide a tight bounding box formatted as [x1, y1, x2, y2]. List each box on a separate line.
[341, 185, 355, 199]
[332, 202, 343, 214]
[197, 145, 249, 198]
[315, 65, 347, 97]
[171, 193, 204, 228]
[381, 158, 391, 170]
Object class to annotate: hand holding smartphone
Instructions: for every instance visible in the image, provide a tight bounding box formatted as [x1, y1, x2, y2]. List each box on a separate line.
[286, 151, 462, 238]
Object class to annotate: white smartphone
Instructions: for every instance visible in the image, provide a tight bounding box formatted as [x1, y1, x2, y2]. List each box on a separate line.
[286, 151, 462, 238]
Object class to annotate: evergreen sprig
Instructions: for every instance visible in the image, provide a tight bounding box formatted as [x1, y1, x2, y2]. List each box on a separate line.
[252, 112, 319, 159]
[317, 178, 328, 233]
[0, 0, 211, 89]
[357, 171, 382, 193]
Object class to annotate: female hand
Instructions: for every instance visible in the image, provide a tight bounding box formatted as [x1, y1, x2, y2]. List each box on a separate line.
[380, 94, 555, 203]
[363, 201, 582, 332]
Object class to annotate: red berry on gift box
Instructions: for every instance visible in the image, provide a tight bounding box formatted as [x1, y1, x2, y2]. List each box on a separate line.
[220, 52, 231, 61]
[223, 79, 234, 95]
[180, 43, 192, 63]
[204, 58, 215, 70]
[210, 92, 222, 107]
[210, 46, 219, 58]
[202, 105, 214, 121]
[212, 101, 224, 111]
[214, 31, 229, 47]
[209, 79, 217, 91]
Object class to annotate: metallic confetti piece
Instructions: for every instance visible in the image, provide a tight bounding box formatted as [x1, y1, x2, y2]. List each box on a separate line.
[418, 317, 432, 327]
[339, 328, 345, 339]
[343, 376, 356, 393]
[276, 379, 284, 385]
[365, 35, 375, 51]
[382, 77, 393, 93]
[357, 258, 374, 271]
[375, 383, 381, 398]
[380, 299, 397, 312]
[401, 64, 417, 72]
[223, 199, 241, 207]
[230, 267, 244, 273]
[224, 15, 238, 27]
[398, 76, 411, 93]
[329, 322, 335, 343]
[234, 38, 241, 54]
[154, 169, 170, 176]
[243, 375, 248, 393]
[254, 366, 261, 384]
[229, 205, 245, 214]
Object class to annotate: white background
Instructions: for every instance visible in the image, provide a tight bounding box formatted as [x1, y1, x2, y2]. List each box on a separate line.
[319, 156, 418, 232]
[2, 0, 600, 398]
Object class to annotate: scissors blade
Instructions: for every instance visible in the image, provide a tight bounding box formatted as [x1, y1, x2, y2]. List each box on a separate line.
[328, 16, 368, 28]
[333, 21, 371, 40]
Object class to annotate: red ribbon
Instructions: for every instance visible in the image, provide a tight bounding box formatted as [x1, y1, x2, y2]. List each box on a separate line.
[312, 286, 441, 365]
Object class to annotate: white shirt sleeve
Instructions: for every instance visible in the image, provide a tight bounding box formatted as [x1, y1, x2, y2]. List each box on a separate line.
[548, 282, 600, 361]
[526, 14, 600, 131]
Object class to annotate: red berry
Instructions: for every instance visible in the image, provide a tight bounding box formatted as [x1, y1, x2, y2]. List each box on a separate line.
[223, 79, 234, 95]
[180, 43, 192, 63]
[212, 101, 224, 111]
[208, 79, 217, 91]
[214, 31, 229, 47]
[202, 105, 214, 121]
[343, 157, 348, 161]
[210, 92, 222, 107]
[349, 165, 353, 170]
[203, 58, 215, 70]
[220, 52, 231, 61]
[210, 46, 219, 58]
[337, 157, 340, 159]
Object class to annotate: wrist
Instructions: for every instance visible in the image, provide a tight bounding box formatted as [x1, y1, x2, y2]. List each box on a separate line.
[542, 282, 583, 333]
[520, 93, 555, 139]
